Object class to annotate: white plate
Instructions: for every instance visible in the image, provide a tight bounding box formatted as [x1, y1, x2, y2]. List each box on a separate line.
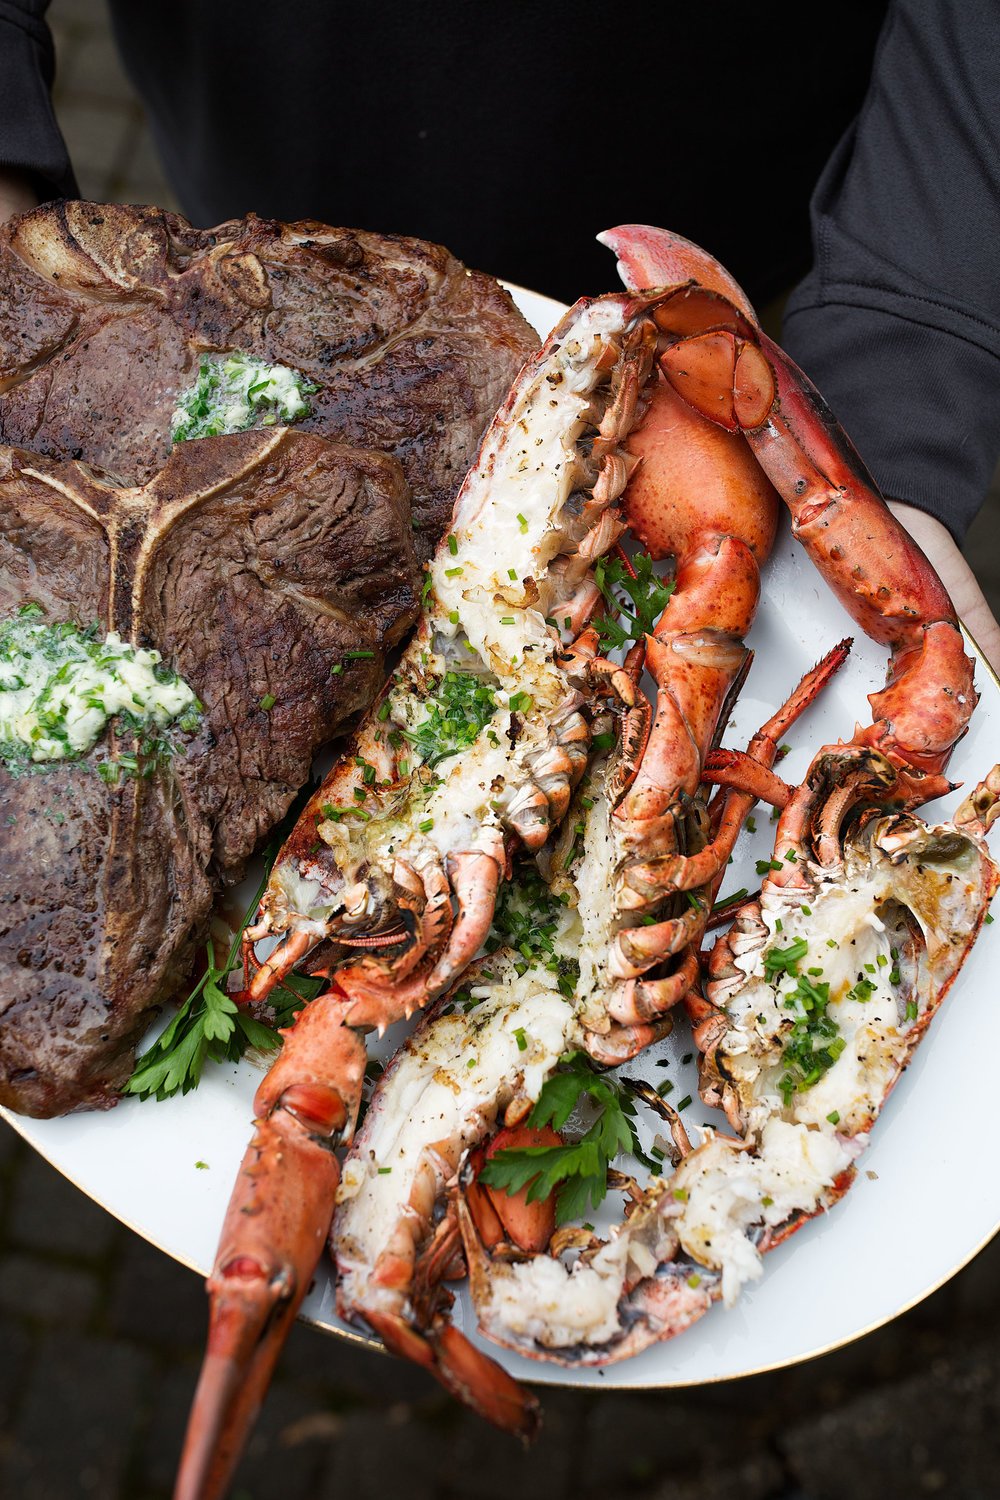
[4, 284, 1000, 1391]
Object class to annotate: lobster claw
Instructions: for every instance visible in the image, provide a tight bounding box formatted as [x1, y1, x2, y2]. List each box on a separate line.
[175, 1116, 339, 1500]
[604, 220, 978, 814]
[174, 992, 366, 1500]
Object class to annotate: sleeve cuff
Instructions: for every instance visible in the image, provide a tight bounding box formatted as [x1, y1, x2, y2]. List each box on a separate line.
[782, 292, 1000, 547]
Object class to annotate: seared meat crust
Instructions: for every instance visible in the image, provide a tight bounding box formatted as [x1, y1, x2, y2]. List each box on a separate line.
[0, 202, 538, 561]
[0, 431, 420, 1116]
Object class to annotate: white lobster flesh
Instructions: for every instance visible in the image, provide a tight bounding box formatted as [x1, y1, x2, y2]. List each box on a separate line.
[337, 771, 999, 1374]
[703, 804, 1000, 1140]
[331, 747, 621, 1354]
[246, 293, 663, 1024]
[484, 784, 1000, 1359]
[334, 955, 577, 1327]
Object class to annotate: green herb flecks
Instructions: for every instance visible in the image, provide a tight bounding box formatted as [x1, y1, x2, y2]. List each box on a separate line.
[0, 607, 201, 775]
[171, 353, 318, 443]
[485, 857, 579, 998]
[403, 669, 498, 768]
[479, 1052, 641, 1222]
[762, 937, 847, 1107]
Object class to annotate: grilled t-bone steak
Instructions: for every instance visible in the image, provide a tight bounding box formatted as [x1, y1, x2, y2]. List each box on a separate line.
[0, 429, 421, 1117]
[0, 202, 538, 562]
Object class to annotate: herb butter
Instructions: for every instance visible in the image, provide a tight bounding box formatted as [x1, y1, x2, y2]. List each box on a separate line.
[171, 353, 317, 443]
[0, 607, 201, 772]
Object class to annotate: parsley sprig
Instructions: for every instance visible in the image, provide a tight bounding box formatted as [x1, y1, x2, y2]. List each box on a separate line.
[479, 1052, 642, 1221]
[592, 552, 674, 651]
[124, 787, 322, 1101]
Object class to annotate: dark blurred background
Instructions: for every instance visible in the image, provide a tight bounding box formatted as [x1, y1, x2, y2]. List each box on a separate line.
[3, 2, 1000, 1496]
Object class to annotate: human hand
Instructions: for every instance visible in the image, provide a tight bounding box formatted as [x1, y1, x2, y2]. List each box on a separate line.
[0, 168, 37, 225]
[888, 500, 1000, 678]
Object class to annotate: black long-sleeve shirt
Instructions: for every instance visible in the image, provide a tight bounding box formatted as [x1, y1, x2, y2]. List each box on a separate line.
[781, 0, 1000, 542]
[2, 0, 998, 542]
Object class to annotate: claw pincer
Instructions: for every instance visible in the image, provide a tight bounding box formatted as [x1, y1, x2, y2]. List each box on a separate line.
[175, 991, 366, 1500]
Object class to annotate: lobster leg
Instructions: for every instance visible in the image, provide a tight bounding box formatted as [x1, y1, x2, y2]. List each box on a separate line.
[174, 990, 366, 1500]
[606, 640, 850, 1036]
[363, 1310, 540, 1442]
[581, 362, 780, 1022]
[330, 841, 504, 1030]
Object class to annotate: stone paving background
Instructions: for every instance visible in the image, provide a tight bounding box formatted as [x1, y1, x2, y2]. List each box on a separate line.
[4, 2, 1000, 1497]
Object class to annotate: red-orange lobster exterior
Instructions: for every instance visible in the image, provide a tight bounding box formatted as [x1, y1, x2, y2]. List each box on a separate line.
[602, 224, 978, 839]
[174, 224, 982, 1495]
[175, 278, 788, 1496]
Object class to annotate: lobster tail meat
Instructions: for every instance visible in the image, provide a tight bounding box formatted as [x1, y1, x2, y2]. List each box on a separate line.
[454, 767, 1000, 1369]
[329, 653, 853, 1388]
[332, 963, 576, 1432]
[245, 291, 670, 1023]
